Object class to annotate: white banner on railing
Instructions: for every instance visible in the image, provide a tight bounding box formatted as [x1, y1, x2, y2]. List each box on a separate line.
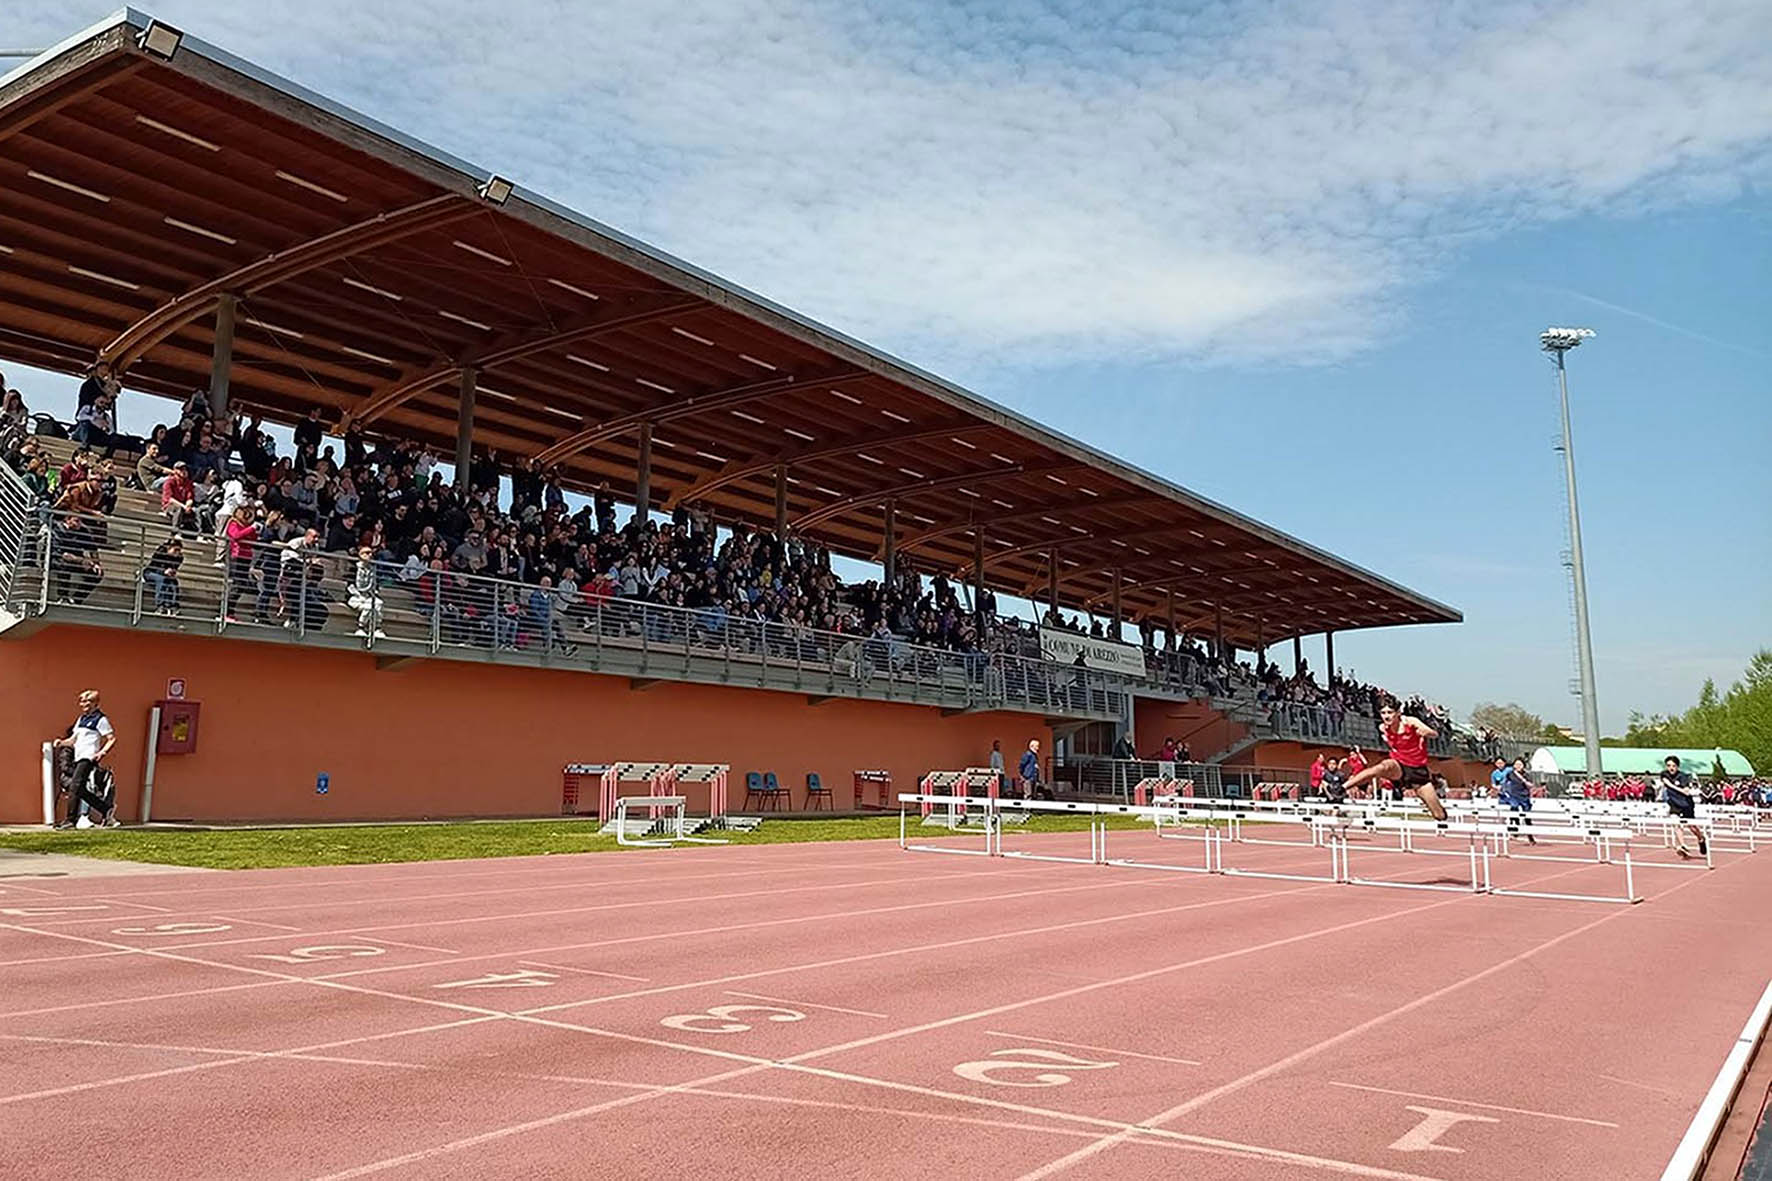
[1038, 628, 1146, 676]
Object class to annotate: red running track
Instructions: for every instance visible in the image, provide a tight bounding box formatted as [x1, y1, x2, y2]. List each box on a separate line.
[2, 827, 1770, 1180]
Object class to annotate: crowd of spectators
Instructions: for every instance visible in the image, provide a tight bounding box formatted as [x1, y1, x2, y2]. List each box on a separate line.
[0, 370, 1515, 746]
[0, 373, 1075, 673]
[1573, 777, 1772, 806]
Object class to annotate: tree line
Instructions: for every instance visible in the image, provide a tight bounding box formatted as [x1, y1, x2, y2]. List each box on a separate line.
[1467, 649, 1769, 776]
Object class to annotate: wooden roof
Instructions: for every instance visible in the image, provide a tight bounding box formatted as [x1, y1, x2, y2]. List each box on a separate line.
[0, 11, 1461, 646]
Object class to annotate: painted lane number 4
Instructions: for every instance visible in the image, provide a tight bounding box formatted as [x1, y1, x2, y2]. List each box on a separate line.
[660, 1005, 807, 1034]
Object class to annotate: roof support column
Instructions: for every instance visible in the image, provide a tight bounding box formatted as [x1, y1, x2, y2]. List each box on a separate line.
[1214, 603, 1225, 661]
[1293, 635, 1304, 676]
[773, 464, 788, 539]
[1110, 568, 1122, 639]
[882, 499, 897, 584]
[453, 366, 476, 492]
[634, 422, 652, 529]
[1047, 549, 1059, 624]
[973, 529, 985, 624]
[1255, 616, 1265, 671]
[1325, 630, 1335, 680]
[1166, 588, 1176, 648]
[207, 293, 237, 421]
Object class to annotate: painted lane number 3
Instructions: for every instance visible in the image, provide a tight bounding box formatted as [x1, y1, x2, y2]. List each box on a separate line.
[659, 1004, 807, 1034]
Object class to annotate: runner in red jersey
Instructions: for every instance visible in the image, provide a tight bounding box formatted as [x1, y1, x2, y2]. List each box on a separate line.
[1341, 699, 1449, 820]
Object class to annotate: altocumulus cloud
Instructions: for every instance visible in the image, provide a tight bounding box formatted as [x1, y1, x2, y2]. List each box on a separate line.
[16, 0, 1772, 366]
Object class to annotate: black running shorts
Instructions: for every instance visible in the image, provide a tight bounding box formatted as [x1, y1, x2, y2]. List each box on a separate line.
[1397, 763, 1432, 788]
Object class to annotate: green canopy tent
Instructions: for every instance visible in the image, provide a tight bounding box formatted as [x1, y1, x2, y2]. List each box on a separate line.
[1526, 747, 1755, 778]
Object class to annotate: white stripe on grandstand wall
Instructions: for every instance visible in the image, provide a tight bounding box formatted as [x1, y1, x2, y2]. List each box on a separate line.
[1659, 977, 1772, 1181]
[1012, 867, 1720, 1181]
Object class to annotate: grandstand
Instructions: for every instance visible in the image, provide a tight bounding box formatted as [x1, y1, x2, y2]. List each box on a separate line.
[0, 12, 1476, 824]
[6, 16, 1772, 1181]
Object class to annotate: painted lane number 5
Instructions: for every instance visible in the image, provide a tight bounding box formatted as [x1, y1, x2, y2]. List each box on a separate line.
[660, 1004, 806, 1034]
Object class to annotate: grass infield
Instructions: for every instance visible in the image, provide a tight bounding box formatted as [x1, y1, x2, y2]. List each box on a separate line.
[0, 813, 1164, 871]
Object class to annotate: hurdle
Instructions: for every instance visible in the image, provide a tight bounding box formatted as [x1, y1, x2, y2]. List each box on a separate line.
[897, 792, 1641, 904]
[899, 792, 996, 858]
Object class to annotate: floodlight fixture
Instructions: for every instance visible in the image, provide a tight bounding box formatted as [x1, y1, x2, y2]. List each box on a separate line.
[477, 175, 513, 205]
[1540, 326, 1595, 353]
[137, 21, 184, 60]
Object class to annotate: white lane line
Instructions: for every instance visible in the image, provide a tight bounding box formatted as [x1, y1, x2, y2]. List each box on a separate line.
[984, 1031, 1202, 1067]
[0, 980, 292, 1020]
[1009, 862, 1718, 1180]
[1598, 1072, 1680, 1097]
[0, 1013, 499, 1105]
[518, 961, 648, 983]
[364, 936, 459, 954]
[1326, 1082, 1618, 1127]
[210, 916, 303, 932]
[84, 862, 1038, 958]
[723, 991, 887, 1019]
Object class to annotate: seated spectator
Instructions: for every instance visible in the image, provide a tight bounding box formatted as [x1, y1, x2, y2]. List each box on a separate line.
[160, 461, 198, 531]
[72, 393, 115, 452]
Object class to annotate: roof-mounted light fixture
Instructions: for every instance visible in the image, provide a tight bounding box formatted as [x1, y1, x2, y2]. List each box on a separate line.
[477, 175, 513, 205]
[137, 20, 184, 60]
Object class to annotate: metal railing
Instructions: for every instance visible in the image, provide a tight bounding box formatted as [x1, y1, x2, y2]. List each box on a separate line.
[1054, 756, 1229, 800]
[0, 507, 1132, 720]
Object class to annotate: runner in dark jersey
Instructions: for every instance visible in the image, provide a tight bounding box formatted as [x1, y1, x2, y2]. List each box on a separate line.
[1658, 755, 1707, 859]
[1340, 700, 1449, 821]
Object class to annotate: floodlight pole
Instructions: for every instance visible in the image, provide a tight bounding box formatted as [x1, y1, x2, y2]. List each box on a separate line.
[1543, 329, 1604, 782]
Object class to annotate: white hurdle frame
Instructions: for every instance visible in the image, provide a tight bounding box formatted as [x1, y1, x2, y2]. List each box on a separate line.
[612, 794, 730, 848]
[898, 793, 1641, 904]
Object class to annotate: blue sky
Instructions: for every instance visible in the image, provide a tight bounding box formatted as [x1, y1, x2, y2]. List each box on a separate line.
[5, 0, 1769, 730]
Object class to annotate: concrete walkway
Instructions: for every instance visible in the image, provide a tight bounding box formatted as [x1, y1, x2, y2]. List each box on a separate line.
[0, 848, 215, 878]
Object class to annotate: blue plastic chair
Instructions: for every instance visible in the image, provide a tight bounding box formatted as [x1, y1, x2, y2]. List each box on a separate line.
[806, 772, 832, 811]
[763, 771, 786, 811]
[744, 771, 766, 810]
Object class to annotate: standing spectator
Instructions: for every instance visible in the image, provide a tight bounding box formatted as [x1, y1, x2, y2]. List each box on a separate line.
[51, 689, 118, 828]
[988, 739, 1005, 789]
[1019, 739, 1044, 800]
[1309, 752, 1327, 792]
[348, 544, 384, 638]
[223, 503, 259, 622]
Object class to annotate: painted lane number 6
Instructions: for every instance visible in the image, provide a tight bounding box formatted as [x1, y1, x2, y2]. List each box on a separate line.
[249, 944, 386, 965]
[952, 1048, 1120, 1087]
[659, 1004, 806, 1034]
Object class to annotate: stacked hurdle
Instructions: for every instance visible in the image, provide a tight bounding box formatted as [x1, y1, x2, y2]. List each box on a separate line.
[917, 769, 1010, 830]
[897, 790, 1645, 905]
[586, 761, 736, 844]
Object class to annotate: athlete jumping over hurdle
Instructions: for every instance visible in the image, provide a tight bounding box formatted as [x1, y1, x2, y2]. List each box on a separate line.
[1340, 700, 1449, 821]
[1658, 755, 1708, 859]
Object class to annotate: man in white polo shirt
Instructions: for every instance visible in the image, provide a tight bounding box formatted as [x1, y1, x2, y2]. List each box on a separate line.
[52, 688, 118, 829]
